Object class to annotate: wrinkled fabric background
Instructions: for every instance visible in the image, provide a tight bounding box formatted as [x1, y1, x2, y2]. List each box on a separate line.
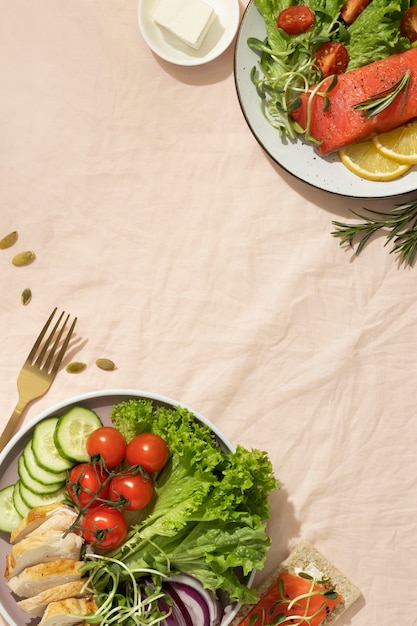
[1, 1, 417, 624]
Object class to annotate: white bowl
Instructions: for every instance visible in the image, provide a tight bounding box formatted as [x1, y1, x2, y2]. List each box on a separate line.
[0, 389, 254, 626]
[138, 0, 241, 66]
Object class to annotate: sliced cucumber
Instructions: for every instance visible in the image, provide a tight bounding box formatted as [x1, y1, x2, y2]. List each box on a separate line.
[23, 440, 67, 485]
[19, 480, 66, 510]
[0, 484, 23, 533]
[18, 454, 64, 496]
[13, 481, 31, 518]
[32, 417, 73, 474]
[54, 406, 102, 463]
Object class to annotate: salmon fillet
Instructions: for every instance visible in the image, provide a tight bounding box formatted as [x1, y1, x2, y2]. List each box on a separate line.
[290, 48, 417, 155]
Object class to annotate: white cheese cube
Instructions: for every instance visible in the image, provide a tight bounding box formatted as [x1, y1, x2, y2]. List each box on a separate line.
[153, 0, 216, 50]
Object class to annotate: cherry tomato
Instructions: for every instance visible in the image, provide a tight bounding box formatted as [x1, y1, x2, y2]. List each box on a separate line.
[313, 42, 349, 78]
[87, 426, 127, 469]
[277, 6, 314, 35]
[66, 462, 109, 509]
[125, 433, 169, 473]
[108, 471, 154, 511]
[401, 7, 417, 44]
[82, 505, 128, 550]
[340, 0, 369, 24]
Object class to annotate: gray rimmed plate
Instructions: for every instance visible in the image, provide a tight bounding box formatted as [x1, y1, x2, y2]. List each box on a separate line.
[234, 0, 417, 198]
[0, 389, 254, 626]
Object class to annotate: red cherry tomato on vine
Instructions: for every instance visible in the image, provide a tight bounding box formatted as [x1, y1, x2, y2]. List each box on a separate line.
[82, 505, 128, 550]
[401, 7, 417, 44]
[87, 426, 127, 469]
[66, 462, 109, 509]
[277, 6, 314, 35]
[125, 433, 169, 473]
[313, 42, 349, 78]
[340, 0, 369, 25]
[108, 471, 154, 511]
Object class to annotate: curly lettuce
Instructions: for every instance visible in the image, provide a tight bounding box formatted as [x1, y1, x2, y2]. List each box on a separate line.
[109, 399, 278, 604]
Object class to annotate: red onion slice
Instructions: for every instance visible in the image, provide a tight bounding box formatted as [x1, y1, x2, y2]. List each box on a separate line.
[164, 574, 222, 626]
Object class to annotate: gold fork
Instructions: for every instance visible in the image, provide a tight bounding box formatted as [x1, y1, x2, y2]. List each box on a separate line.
[0, 308, 77, 453]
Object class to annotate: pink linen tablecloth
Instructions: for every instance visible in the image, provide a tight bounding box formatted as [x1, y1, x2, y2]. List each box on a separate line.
[1, 1, 416, 625]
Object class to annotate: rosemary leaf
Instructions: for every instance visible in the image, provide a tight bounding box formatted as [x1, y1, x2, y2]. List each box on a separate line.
[353, 70, 411, 120]
[331, 200, 417, 266]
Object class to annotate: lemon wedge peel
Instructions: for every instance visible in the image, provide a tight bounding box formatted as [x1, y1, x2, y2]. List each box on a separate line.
[372, 121, 417, 165]
[338, 140, 412, 181]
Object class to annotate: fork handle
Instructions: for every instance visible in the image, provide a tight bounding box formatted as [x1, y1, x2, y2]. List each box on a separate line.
[0, 400, 27, 454]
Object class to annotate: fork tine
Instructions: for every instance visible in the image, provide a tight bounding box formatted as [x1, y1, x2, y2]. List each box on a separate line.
[33, 311, 66, 368]
[26, 307, 59, 362]
[47, 315, 77, 374]
[42, 312, 70, 371]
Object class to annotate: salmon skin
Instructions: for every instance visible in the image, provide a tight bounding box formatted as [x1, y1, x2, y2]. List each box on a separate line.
[290, 48, 417, 155]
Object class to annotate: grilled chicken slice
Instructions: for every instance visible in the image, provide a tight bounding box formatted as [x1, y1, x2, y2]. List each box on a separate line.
[17, 579, 88, 616]
[38, 596, 98, 626]
[7, 559, 84, 598]
[5, 531, 83, 579]
[11, 503, 78, 544]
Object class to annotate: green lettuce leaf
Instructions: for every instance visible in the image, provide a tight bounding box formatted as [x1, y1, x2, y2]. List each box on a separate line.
[346, 0, 412, 70]
[109, 399, 278, 603]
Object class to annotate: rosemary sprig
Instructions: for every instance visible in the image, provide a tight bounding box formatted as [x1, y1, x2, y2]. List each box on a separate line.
[353, 70, 411, 120]
[331, 200, 417, 266]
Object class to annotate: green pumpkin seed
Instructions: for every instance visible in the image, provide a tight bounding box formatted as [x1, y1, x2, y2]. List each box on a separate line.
[0, 231, 18, 249]
[21, 288, 32, 306]
[96, 358, 117, 371]
[12, 250, 36, 267]
[66, 361, 87, 374]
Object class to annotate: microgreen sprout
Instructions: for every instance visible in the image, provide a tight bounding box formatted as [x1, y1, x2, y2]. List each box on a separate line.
[79, 554, 170, 626]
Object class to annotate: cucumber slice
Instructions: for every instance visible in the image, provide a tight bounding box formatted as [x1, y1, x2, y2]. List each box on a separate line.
[32, 417, 73, 474]
[23, 440, 67, 485]
[54, 407, 102, 463]
[19, 481, 66, 510]
[0, 484, 23, 533]
[13, 481, 31, 518]
[18, 454, 64, 495]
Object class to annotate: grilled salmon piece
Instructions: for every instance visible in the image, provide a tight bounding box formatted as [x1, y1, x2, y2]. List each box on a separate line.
[7, 559, 84, 598]
[38, 596, 98, 626]
[290, 48, 417, 155]
[5, 531, 83, 579]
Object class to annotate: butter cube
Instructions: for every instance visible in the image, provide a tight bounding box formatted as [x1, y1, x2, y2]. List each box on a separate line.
[154, 0, 216, 50]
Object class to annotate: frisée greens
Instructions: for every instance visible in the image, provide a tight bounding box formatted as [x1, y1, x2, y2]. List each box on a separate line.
[248, 0, 413, 138]
[81, 399, 278, 622]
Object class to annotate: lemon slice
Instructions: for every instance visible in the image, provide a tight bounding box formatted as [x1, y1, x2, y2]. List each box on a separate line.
[372, 121, 417, 164]
[339, 140, 412, 181]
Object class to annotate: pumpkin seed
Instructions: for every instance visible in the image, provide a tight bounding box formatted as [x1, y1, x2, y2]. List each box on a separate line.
[0, 231, 18, 249]
[12, 250, 36, 267]
[96, 358, 117, 371]
[21, 288, 32, 306]
[66, 361, 87, 374]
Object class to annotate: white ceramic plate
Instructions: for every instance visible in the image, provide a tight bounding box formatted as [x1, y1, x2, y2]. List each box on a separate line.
[0, 389, 253, 626]
[138, 0, 240, 66]
[234, 1, 417, 198]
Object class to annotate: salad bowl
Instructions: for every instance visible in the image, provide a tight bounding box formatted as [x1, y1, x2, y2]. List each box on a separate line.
[234, 0, 417, 198]
[0, 389, 256, 626]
